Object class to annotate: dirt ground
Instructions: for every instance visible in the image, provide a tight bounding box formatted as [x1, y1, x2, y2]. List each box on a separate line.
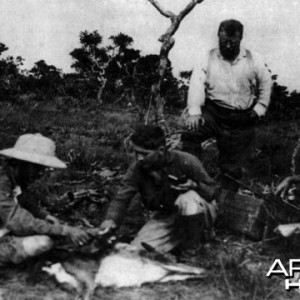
[1, 231, 300, 300]
[1, 102, 300, 299]
[1, 186, 300, 300]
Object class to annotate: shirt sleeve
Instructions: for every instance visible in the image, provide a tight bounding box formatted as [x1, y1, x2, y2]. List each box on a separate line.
[0, 172, 64, 236]
[105, 163, 140, 225]
[17, 190, 50, 219]
[5, 205, 64, 236]
[180, 153, 218, 202]
[187, 51, 209, 116]
[252, 52, 272, 117]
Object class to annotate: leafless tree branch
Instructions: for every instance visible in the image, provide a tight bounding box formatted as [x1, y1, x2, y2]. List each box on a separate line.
[160, 0, 204, 41]
[147, 0, 203, 130]
[148, 0, 175, 18]
[178, 0, 204, 20]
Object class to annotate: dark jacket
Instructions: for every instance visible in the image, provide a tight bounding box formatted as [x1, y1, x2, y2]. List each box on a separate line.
[105, 150, 217, 225]
[0, 167, 64, 237]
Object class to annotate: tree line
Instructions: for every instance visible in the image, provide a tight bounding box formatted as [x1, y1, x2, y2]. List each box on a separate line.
[0, 31, 182, 108]
[0, 30, 298, 120]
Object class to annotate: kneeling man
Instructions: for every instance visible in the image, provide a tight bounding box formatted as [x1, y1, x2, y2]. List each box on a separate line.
[100, 125, 218, 260]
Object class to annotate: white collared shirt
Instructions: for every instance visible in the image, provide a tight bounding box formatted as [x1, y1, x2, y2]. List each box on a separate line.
[188, 47, 272, 117]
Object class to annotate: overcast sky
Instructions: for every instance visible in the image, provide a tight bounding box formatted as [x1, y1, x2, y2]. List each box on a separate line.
[0, 0, 300, 91]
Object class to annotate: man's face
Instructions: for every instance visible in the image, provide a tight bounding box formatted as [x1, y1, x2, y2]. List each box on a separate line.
[132, 144, 166, 172]
[133, 145, 156, 162]
[17, 161, 47, 187]
[218, 30, 242, 61]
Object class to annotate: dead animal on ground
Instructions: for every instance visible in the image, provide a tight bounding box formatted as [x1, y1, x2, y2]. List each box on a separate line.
[43, 242, 206, 293]
[94, 243, 206, 287]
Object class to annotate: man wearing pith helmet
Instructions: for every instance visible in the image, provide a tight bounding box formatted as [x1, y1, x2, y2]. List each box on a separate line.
[0, 133, 91, 266]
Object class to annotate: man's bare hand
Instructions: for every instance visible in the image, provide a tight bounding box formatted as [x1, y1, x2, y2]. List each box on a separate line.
[275, 177, 291, 199]
[99, 219, 117, 235]
[275, 175, 300, 199]
[186, 114, 204, 131]
[63, 226, 92, 246]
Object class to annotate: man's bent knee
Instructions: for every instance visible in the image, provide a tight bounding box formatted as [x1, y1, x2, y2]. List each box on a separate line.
[22, 235, 53, 257]
[175, 190, 206, 216]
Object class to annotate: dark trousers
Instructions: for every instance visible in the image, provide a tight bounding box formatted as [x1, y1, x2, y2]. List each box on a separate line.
[181, 100, 256, 191]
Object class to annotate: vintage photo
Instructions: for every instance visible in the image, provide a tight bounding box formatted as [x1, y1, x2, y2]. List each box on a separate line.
[0, 0, 300, 299]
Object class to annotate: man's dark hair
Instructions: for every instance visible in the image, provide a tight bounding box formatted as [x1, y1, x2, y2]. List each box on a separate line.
[131, 125, 166, 150]
[218, 19, 243, 39]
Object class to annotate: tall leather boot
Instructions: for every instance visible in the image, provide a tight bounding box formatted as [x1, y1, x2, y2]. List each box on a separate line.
[179, 213, 205, 263]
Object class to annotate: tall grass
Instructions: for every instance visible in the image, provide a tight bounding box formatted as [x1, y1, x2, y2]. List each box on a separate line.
[1, 98, 300, 299]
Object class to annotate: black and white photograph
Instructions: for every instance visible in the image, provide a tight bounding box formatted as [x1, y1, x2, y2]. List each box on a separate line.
[0, 0, 300, 299]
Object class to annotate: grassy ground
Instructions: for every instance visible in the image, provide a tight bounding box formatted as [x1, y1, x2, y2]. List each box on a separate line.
[0, 98, 300, 299]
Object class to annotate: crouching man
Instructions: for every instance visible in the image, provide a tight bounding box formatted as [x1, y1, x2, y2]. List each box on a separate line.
[0, 133, 91, 266]
[99, 125, 218, 261]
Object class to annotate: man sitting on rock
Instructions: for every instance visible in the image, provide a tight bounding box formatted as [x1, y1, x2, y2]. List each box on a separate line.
[99, 125, 218, 261]
[0, 133, 91, 266]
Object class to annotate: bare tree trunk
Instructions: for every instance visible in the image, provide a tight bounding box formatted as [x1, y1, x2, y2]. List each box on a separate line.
[96, 78, 107, 105]
[91, 54, 112, 105]
[148, 0, 204, 132]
